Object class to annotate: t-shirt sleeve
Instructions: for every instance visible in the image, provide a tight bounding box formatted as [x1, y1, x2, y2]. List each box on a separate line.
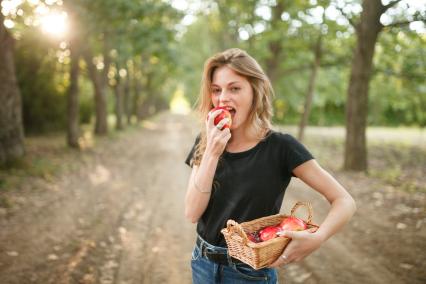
[281, 134, 314, 177]
[185, 134, 201, 168]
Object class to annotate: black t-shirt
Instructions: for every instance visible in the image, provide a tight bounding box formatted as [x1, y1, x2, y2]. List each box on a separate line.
[185, 130, 314, 247]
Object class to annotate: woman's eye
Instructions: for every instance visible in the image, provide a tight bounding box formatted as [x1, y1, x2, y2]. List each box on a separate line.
[212, 89, 221, 95]
[231, 87, 240, 92]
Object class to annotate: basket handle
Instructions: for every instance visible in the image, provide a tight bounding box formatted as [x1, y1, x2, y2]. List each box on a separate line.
[226, 219, 249, 245]
[290, 201, 313, 224]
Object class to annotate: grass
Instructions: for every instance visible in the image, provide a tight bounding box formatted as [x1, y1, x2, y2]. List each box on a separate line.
[276, 124, 426, 194]
[0, 119, 144, 193]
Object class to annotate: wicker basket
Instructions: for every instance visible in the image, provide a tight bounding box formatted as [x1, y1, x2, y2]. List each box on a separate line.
[221, 201, 319, 270]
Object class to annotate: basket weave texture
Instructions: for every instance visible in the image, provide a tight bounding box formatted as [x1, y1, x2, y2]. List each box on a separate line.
[221, 201, 319, 270]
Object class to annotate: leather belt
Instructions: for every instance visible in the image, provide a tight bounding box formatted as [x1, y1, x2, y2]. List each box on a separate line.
[196, 236, 243, 266]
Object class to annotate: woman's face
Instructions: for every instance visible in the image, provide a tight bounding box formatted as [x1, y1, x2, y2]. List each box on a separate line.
[211, 66, 254, 131]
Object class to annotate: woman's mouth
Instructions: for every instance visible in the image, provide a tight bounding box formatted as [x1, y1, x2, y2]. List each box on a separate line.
[223, 106, 236, 119]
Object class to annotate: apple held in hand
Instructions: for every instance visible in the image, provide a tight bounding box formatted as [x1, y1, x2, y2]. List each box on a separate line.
[279, 216, 307, 232]
[207, 106, 232, 130]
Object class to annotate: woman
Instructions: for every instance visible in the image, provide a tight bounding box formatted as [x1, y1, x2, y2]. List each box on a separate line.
[184, 48, 356, 283]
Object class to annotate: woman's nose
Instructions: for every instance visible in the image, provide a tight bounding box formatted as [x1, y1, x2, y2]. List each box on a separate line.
[219, 90, 230, 102]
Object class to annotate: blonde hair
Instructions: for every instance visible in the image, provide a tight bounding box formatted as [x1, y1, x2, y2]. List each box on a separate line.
[192, 48, 274, 166]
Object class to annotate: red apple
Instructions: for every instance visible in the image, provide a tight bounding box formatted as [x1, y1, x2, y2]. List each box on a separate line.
[279, 217, 307, 232]
[259, 225, 280, 241]
[207, 106, 232, 130]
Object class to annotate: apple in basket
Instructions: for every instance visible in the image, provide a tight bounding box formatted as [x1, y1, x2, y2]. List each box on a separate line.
[259, 225, 281, 242]
[207, 106, 232, 130]
[279, 216, 307, 232]
[247, 231, 261, 243]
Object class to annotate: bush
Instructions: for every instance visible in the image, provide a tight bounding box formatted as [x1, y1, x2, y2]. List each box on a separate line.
[14, 28, 67, 134]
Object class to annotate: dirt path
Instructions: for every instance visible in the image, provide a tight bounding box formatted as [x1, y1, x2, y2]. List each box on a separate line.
[0, 112, 425, 283]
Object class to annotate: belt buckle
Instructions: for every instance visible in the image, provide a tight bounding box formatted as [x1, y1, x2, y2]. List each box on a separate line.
[204, 249, 228, 265]
[200, 242, 212, 260]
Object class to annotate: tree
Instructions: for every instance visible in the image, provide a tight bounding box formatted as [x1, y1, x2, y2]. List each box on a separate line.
[297, 3, 330, 141]
[298, 33, 323, 141]
[83, 41, 110, 135]
[0, 5, 25, 164]
[66, 12, 81, 148]
[343, 0, 425, 171]
[110, 61, 126, 130]
[265, 0, 286, 83]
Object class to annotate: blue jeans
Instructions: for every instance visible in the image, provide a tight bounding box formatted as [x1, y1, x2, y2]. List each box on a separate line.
[191, 236, 278, 283]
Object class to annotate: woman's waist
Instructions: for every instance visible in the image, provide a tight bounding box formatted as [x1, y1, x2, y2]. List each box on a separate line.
[195, 234, 227, 252]
[195, 234, 244, 266]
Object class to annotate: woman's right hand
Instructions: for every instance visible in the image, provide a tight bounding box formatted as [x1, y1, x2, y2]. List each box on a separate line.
[205, 109, 232, 158]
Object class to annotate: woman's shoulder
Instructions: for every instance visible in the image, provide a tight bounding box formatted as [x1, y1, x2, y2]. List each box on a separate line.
[265, 129, 299, 145]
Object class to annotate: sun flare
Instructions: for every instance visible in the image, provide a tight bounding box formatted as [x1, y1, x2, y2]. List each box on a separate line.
[40, 11, 68, 38]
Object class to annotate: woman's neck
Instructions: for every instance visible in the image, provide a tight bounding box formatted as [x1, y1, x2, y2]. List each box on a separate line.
[226, 126, 267, 152]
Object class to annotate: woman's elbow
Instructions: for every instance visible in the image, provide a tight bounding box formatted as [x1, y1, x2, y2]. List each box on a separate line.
[345, 194, 357, 216]
[184, 208, 199, 224]
[350, 196, 357, 214]
[332, 193, 356, 216]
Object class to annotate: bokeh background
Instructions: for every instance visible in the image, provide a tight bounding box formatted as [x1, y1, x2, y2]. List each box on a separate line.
[0, 1, 425, 283]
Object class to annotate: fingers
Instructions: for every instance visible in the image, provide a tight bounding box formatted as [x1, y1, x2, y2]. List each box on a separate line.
[269, 230, 320, 268]
[206, 109, 223, 127]
[277, 230, 295, 238]
[277, 230, 307, 239]
[276, 230, 292, 238]
[308, 227, 318, 233]
[216, 118, 231, 130]
[205, 111, 231, 156]
[269, 254, 292, 268]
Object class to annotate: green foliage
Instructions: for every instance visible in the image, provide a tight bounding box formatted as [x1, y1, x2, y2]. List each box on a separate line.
[79, 79, 95, 124]
[176, 0, 424, 127]
[371, 30, 426, 126]
[5, 0, 424, 131]
[176, 15, 225, 104]
[14, 28, 67, 134]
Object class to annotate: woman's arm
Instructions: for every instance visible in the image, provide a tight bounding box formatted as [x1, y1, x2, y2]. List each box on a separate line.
[184, 154, 219, 223]
[293, 159, 356, 242]
[184, 110, 231, 223]
[269, 159, 356, 267]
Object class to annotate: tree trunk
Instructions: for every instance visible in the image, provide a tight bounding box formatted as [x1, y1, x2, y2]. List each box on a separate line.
[298, 34, 322, 142]
[133, 71, 143, 123]
[113, 71, 124, 131]
[137, 72, 154, 121]
[123, 68, 131, 125]
[265, 0, 285, 83]
[344, 0, 385, 171]
[0, 9, 25, 164]
[84, 50, 108, 135]
[67, 35, 80, 148]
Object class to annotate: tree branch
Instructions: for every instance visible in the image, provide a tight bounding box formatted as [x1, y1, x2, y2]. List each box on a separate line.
[374, 67, 426, 80]
[335, 5, 357, 29]
[384, 14, 426, 29]
[383, 0, 403, 12]
[280, 58, 349, 76]
[385, 20, 415, 28]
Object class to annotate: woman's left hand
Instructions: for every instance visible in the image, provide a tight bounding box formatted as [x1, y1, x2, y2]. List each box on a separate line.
[268, 228, 324, 268]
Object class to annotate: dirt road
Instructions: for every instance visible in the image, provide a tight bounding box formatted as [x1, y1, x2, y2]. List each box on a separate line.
[0, 112, 425, 283]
